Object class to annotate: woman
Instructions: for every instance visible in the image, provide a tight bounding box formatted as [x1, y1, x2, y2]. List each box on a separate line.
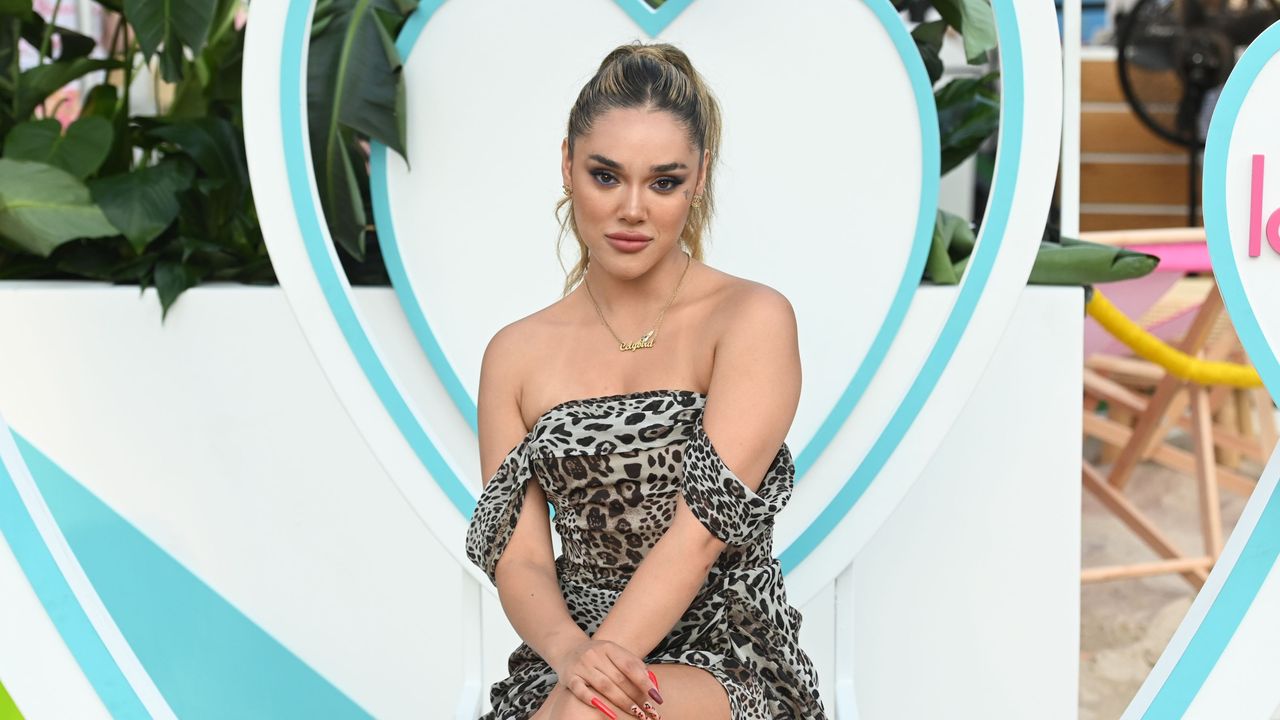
[465, 41, 827, 720]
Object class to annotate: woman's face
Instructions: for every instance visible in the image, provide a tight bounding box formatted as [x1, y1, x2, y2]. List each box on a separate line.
[561, 107, 708, 279]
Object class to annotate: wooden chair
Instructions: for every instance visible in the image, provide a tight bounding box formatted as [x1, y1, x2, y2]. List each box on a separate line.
[1079, 228, 1276, 589]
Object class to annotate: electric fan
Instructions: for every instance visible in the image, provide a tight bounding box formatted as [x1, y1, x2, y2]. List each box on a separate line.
[1114, 0, 1279, 225]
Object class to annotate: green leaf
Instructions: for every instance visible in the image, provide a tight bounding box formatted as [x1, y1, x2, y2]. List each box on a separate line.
[930, 0, 997, 64]
[148, 116, 243, 186]
[78, 83, 119, 120]
[89, 159, 196, 252]
[123, 0, 217, 82]
[309, 0, 414, 259]
[936, 72, 1000, 175]
[922, 209, 975, 284]
[153, 256, 202, 319]
[0, 0, 31, 17]
[4, 117, 112, 178]
[924, 230, 958, 284]
[0, 158, 119, 255]
[103, 249, 159, 282]
[911, 20, 947, 86]
[157, 33, 185, 83]
[1028, 237, 1161, 285]
[19, 14, 96, 60]
[939, 208, 975, 260]
[17, 58, 122, 119]
[166, 69, 208, 117]
[49, 237, 129, 280]
[323, 126, 368, 258]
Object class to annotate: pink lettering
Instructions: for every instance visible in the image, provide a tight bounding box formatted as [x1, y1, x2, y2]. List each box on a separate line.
[1250, 154, 1264, 257]
[1248, 154, 1280, 257]
[1270, 205, 1280, 255]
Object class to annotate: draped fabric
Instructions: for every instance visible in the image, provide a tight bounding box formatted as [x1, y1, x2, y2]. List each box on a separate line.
[465, 389, 828, 719]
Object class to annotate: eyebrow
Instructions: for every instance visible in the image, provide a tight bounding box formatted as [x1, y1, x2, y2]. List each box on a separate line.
[587, 154, 688, 173]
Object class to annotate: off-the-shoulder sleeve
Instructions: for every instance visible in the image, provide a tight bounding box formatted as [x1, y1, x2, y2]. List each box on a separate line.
[680, 413, 795, 545]
[465, 437, 538, 586]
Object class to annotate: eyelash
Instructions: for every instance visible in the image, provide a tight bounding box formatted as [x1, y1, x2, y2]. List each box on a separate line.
[589, 170, 685, 192]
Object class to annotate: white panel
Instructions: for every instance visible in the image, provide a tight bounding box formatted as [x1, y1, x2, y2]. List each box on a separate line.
[0, 285, 1081, 715]
[853, 287, 1082, 718]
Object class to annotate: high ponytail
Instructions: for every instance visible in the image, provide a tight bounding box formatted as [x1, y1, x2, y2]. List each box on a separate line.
[555, 42, 723, 297]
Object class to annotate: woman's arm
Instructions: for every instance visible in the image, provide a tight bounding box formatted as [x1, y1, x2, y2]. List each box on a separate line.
[591, 285, 802, 658]
[478, 325, 590, 670]
[493, 489, 590, 674]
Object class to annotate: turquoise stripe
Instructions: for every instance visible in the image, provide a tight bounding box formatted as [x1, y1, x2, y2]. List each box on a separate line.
[792, 0, 939, 479]
[779, 0, 1025, 573]
[16, 434, 372, 719]
[0, 422, 149, 719]
[370, 0, 940, 494]
[1145, 20, 1280, 717]
[612, 0, 697, 37]
[281, 0, 477, 517]
[371, 0, 476, 431]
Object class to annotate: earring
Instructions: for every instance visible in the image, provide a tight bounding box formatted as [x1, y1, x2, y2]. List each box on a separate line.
[563, 184, 572, 197]
[691, 194, 703, 208]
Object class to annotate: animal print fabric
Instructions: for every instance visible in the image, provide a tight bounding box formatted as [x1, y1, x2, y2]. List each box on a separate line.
[465, 389, 828, 719]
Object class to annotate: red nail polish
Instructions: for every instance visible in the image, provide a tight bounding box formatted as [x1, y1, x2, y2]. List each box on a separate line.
[647, 669, 659, 690]
[591, 696, 618, 719]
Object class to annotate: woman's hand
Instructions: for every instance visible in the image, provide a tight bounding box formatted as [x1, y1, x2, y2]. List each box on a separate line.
[548, 637, 662, 718]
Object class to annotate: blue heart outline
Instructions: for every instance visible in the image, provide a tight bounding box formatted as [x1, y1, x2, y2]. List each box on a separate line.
[369, 0, 1030, 576]
[612, 0, 698, 37]
[367, 0, 942, 520]
[1134, 20, 1280, 717]
[0, 1, 1028, 713]
[779, 0, 1023, 571]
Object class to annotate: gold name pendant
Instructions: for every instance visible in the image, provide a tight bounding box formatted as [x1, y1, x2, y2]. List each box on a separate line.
[619, 330, 656, 352]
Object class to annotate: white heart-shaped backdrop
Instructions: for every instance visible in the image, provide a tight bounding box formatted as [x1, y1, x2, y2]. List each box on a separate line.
[243, 0, 1063, 607]
[7, 3, 1280, 716]
[1118, 20, 1280, 719]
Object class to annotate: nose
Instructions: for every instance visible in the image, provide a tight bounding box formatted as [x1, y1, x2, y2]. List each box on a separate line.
[619, 183, 646, 223]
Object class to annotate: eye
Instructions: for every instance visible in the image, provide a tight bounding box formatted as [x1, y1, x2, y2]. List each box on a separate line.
[590, 170, 616, 185]
[654, 177, 682, 191]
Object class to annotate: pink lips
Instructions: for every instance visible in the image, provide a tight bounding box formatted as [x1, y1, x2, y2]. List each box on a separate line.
[605, 232, 651, 253]
[606, 232, 650, 242]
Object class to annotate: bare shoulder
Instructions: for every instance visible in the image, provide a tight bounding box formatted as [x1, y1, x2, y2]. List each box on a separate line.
[479, 301, 565, 408]
[481, 314, 532, 378]
[702, 270, 798, 346]
[479, 318, 523, 396]
[478, 295, 573, 409]
[689, 268, 800, 500]
[477, 301, 569, 480]
[699, 266, 800, 406]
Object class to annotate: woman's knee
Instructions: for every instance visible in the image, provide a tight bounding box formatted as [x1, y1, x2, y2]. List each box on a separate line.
[545, 662, 731, 719]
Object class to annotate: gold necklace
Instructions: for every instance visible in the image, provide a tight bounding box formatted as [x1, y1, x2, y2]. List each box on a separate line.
[585, 250, 692, 352]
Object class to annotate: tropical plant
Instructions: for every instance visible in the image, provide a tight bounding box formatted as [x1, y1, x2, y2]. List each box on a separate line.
[902, 0, 1001, 175]
[0, 0, 1147, 315]
[307, 0, 417, 284]
[0, 0, 266, 316]
[0, 0, 417, 315]
[903, 0, 1158, 286]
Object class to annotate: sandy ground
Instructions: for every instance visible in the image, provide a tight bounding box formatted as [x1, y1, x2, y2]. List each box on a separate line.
[1079, 434, 1279, 719]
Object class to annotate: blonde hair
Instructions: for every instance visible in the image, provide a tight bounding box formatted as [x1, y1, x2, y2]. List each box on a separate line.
[555, 41, 723, 297]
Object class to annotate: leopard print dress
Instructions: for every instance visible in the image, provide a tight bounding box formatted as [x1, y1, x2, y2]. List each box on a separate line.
[465, 388, 828, 719]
